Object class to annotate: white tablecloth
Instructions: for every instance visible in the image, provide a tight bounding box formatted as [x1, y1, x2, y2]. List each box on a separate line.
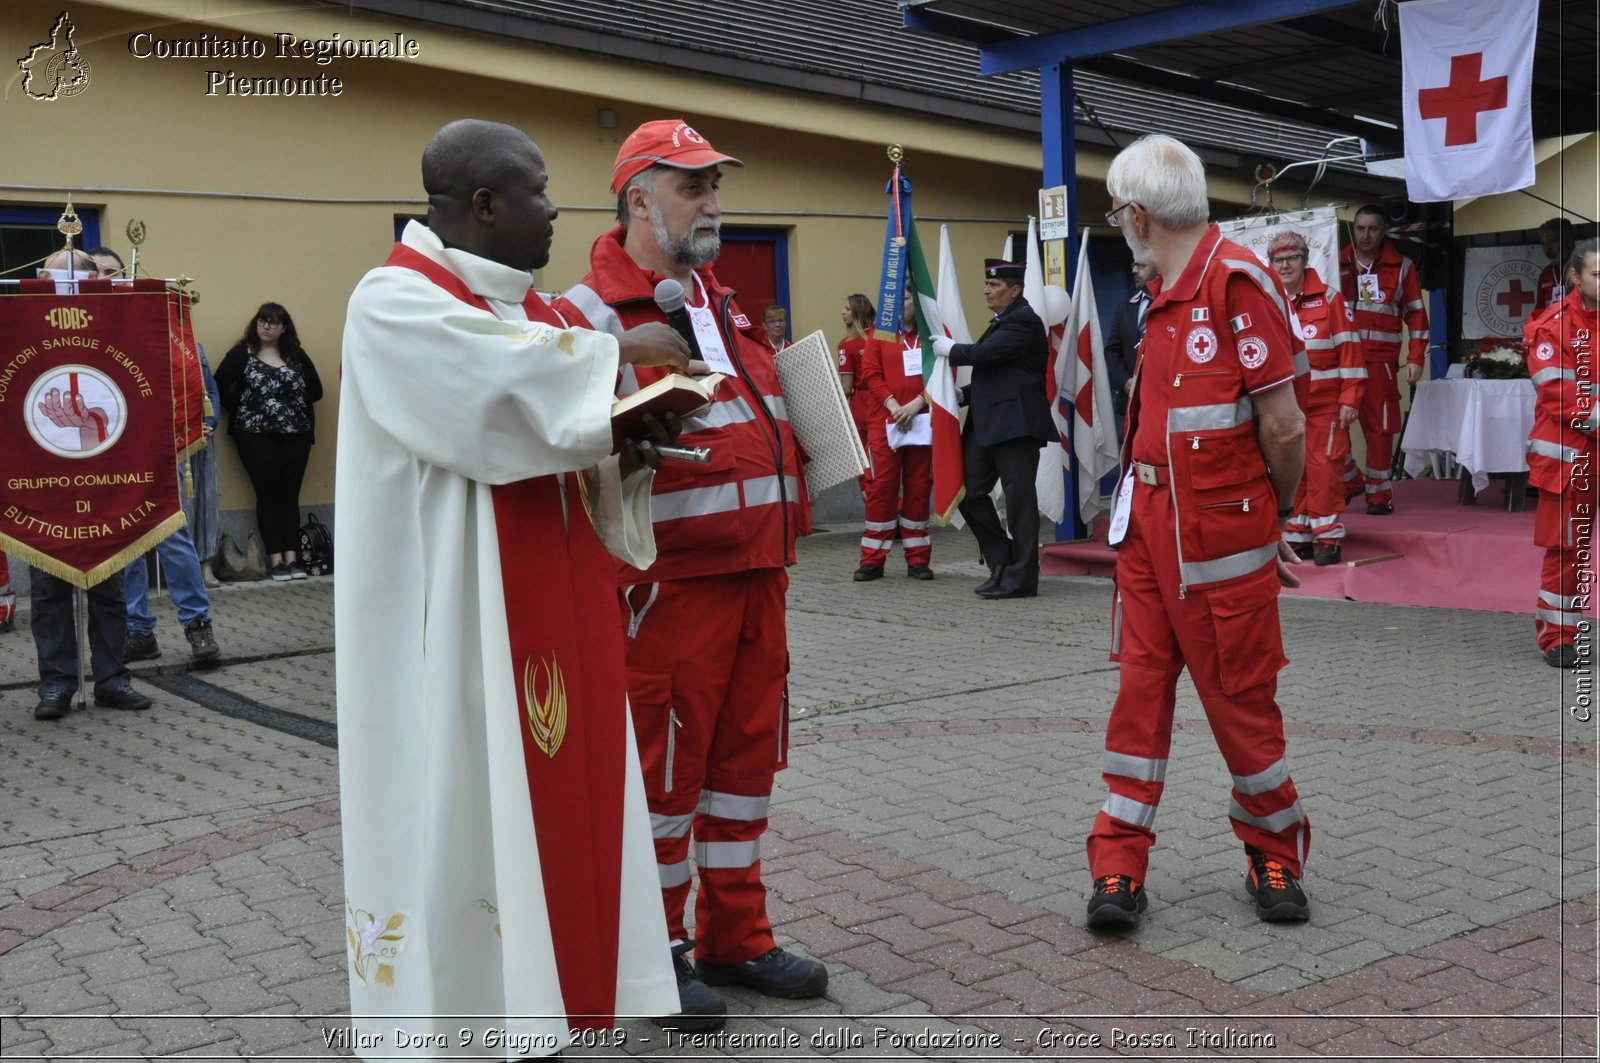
[1400, 378, 1535, 492]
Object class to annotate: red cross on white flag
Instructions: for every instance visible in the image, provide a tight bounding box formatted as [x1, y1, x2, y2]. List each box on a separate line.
[1400, 0, 1537, 202]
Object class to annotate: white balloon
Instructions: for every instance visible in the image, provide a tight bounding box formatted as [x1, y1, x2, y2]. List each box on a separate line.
[1038, 284, 1071, 327]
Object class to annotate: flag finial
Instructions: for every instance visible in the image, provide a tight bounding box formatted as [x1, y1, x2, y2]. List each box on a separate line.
[886, 144, 904, 164]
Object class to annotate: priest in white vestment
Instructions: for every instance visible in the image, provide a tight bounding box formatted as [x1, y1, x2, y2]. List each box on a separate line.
[334, 120, 688, 1059]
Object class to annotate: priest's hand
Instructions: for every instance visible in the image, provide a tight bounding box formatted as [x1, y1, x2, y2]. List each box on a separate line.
[618, 323, 691, 373]
[619, 410, 682, 477]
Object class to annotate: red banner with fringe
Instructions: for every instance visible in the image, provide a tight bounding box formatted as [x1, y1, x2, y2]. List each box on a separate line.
[0, 286, 181, 586]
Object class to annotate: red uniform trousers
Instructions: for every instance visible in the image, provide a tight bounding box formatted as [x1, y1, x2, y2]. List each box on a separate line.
[859, 421, 932, 568]
[1088, 482, 1310, 881]
[621, 568, 789, 964]
[1534, 487, 1596, 652]
[1285, 402, 1353, 547]
[1350, 361, 1401, 506]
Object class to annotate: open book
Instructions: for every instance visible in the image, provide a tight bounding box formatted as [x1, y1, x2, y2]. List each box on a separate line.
[611, 373, 724, 451]
[773, 330, 870, 498]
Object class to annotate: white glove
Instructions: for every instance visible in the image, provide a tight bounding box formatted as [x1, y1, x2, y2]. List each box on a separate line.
[930, 335, 955, 359]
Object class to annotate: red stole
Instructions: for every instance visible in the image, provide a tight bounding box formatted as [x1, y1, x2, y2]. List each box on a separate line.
[382, 244, 626, 1027]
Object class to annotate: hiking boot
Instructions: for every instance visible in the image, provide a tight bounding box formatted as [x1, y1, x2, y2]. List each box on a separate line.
[94, 683, 153, 712]
[123, 631, 161, 662]
[184, 619, 221, 661]
[650, 941, 726, 1032]
[852, 564, 883, 582]
[1289, 542, 1314, 561]
[1313, 543, 1341, 566]
[1086, 874, 1147, 929]
[906, 563, 934, 580]
[697, 947, 828, 998]
[1245, 846, 1310, 922]
[1546, 644, 1579, 668]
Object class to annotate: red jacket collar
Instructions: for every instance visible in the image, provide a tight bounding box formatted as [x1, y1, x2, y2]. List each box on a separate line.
[1340, 240, 1402, 271]
[584, 225, 735, 309]
[1292, 268, 1330, 304]
[1149, 224, 1223, 310]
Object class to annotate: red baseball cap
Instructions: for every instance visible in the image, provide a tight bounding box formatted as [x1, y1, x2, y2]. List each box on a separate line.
[611, 119, 743, 194]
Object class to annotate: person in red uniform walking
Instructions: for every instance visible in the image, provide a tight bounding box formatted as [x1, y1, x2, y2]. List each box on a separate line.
[1084, 134, 1311, 929]
[560, 119, 824, 1030]
[1272, 231, 1365, 566]
[854, 295, 935, 580]
[1338, 206, 1428, 514]
[1526, 238, 1600, 668]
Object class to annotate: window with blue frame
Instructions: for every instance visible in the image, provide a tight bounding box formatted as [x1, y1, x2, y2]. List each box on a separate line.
[0, 205, 101, 277]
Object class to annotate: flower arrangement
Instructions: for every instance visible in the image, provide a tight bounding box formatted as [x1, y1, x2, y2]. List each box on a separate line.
[1465, 338, 1529, 379]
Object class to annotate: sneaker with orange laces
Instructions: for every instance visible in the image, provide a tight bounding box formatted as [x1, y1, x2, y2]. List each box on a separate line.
[1086, 874, 1147, 929]
[1244, 846, 1309, 922]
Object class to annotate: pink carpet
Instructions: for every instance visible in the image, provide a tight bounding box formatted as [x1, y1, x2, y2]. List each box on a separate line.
[1041, 479, 1541, 614]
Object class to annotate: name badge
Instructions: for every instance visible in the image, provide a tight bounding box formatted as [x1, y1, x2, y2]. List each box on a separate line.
[902, 344, 923, 377]
[1107, 469, 1134, 548]
[1357, 274, 1382, 304]
[687, 302, 737, 376]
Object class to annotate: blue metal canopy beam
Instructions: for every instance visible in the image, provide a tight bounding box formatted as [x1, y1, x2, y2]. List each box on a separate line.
[920, 0, 1367, 76]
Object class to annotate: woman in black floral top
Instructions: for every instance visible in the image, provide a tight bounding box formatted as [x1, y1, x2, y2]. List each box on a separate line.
[215, 303, 324, 581]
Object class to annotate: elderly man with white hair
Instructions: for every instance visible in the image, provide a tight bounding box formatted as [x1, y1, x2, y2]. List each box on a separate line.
[1084, 134, 1313, 929]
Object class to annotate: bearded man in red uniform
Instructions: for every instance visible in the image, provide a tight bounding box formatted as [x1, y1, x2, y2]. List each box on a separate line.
[1271, 230, 1365, 566]
[1526, 238, 1600, 668]
[560, 119, 824, 1030]
[1084, 134, 1312, 929]
[1338, 206, 1429, 514]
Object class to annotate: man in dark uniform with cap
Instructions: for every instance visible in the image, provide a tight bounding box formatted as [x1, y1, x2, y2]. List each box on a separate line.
[931, 260, 1053, 599]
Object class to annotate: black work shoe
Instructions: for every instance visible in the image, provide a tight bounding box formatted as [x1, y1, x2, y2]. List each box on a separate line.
[1546, 644, 1579, 668]
[975, 565, 1006, 595]
[1289, 542, 1314, 561]
[852, 564, 884, 582]
[1086, 875, 1147, 929]
[184, 619, 221, 661]
[1245, 846, 1310, 922]
[1313, 543, 1342, 566]
[697, 947, 828, 999]
[34, 692, 70, 720]
[124, 631, 161, 662]
[651, 941, 726, 1032]
[94, 684, 153, 712]
[906, 563, 934, 580]
[1366, 501, 1394, 516]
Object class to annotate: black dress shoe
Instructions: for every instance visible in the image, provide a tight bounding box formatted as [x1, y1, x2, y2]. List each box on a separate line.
[93, 685, 153, 711]
[1366, 501, 1394, 516]
[1546, 644, 1579, 668]
[852, 564, 884, 582]
[975, 565, 1005, 595]
[906, 564, 934, 580]
[697, 947, 828, 998]
[34, 693, 70, 720]
[1313, 543, 1341, 566]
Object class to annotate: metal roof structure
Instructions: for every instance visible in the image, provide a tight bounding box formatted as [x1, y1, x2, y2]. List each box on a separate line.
[320, 0, 1401, 194]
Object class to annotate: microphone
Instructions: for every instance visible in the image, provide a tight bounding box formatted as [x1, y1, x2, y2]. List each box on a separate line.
[653, 278, 704, 362]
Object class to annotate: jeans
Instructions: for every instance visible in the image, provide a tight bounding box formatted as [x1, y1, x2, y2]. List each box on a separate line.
[30, 567, 130, 697]
[125, 523, 212, 633]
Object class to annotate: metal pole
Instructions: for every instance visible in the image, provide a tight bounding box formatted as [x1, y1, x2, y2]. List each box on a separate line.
[73, 586, 88, 709]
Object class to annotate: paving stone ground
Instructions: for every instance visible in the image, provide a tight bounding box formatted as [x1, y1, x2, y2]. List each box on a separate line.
[1, 525, 1594, 1060]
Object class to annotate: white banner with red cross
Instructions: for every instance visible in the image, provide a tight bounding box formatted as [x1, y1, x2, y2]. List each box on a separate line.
[1399, 0, 1537, 203]
[1461, 244, 1544, 339]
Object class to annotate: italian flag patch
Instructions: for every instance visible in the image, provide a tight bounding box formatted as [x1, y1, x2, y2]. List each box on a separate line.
[1191, 308, 1209, 322]
[1230, 312, 1253, 332]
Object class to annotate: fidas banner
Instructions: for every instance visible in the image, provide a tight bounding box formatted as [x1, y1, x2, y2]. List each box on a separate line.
[0, 288, 181, 586]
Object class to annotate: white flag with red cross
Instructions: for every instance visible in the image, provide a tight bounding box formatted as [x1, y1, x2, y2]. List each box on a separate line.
[1399, 0, 1536, 203]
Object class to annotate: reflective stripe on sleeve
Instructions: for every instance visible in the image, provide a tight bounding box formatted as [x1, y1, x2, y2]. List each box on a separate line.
[1310, 367, 1370, 381]
[1528, 438, 1580, 463]
[560, 283, 625, 336]
[1531, 367, 1576, 388]
[1103, 751, 1168, 783]
[1222, 258, 1292, 323]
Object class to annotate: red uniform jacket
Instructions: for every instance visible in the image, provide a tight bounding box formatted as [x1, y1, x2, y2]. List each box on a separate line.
[1128, 226, 1302, 591]
[1525, 288, 1598, 494]
[559, 227, 810, 584]
[1338, 241, 1429, 366]
[859, 331, 926, 426]
[1291, 270, 1366, 410]
[837, 333, 873, 430]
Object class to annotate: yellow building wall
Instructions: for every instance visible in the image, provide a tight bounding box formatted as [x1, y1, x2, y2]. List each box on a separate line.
[1454, 134, 1600, 237]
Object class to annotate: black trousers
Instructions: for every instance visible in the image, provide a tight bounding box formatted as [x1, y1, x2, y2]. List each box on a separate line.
[233, 430, 313, 555]
[956, 430, 1043, 574]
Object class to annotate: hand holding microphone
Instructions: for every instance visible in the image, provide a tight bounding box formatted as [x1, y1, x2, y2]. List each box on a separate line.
[653, 278, 704, 365]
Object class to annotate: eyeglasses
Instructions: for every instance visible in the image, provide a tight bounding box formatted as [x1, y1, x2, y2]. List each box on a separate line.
[1104, 201, 1140, 228]
[1269, 253, 1306, 266]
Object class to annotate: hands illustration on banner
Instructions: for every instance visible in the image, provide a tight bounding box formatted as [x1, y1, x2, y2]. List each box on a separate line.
[38, 384, 109, 451]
